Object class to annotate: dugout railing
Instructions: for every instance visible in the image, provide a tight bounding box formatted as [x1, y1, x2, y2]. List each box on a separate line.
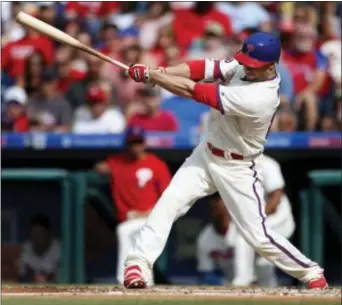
[299, 170, 341, 266]
[3, 168, 340, 283]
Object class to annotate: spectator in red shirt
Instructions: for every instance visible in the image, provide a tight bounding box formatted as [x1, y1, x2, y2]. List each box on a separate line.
[65, 2, 118, 20]
[281, 23, 329, 130]
[173, 2, 232, 50]
[95, 126, 171, 284]
[1, 14, 54, 79]
[1, 86, 29, 132]
[129, 86, 179, 132]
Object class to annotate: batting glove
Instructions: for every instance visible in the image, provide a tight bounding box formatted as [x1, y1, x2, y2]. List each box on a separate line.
[128, 64, 151, 83]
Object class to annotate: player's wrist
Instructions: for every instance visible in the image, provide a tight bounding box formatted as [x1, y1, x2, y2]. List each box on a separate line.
[156, 66, 167, 74]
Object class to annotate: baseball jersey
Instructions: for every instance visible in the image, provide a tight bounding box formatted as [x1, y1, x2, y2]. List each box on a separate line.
[19, 239, 61, 276]
[106, 153, 171, 222]
[197, 223, 237, 281]
[201, 59, 280, 156]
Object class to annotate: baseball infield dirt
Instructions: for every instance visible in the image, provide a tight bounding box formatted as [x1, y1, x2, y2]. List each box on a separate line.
[2, 285, 341, 305]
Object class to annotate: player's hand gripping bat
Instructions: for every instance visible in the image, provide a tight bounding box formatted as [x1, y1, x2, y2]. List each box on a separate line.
[16, 11, 129, 70]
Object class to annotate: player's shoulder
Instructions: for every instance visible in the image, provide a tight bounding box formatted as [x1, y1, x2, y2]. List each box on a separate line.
[219, 58, 239, 75]
[107, 154, 126, 165]
[146, 153, 167, 166]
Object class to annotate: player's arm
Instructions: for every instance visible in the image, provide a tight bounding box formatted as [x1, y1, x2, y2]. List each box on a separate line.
[95, 160, 110, 174]
[136, 58, 238, 83]
[265, 189, 283, 215]
[296, 51, 328, 107]
[128, 64, 249, 115]
[160, 59, 224, 82]
[305, 51, 328, 94]
[149, 70, 224, 112]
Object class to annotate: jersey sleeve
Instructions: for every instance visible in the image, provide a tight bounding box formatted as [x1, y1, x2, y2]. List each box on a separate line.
[262, 157, 285, 194]
[187, 58, 239, 82]
[218, 84, 261, 117]
[196, 229, 214, 272]
[203, 58, 239, 83]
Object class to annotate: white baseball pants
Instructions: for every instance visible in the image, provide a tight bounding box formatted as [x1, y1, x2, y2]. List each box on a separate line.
[116, 218, 152, 284]
[125, 142, 323, 283]
[233, 201, 296, 287]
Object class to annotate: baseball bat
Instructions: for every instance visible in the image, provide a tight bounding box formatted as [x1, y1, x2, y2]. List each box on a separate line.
[16, 11, 129, 70]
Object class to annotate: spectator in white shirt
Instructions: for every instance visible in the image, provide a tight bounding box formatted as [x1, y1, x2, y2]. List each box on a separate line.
[73, 83, 126, 134]
[216, 2, 271, 33]
[19, 214, 60, 283]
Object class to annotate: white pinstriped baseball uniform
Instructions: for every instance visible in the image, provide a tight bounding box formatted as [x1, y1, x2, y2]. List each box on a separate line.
[125, 59, 322, 285]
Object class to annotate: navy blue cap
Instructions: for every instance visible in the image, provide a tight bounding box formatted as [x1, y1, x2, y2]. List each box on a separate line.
[125, 126, 146, 143]
[234, 32, 281, 68]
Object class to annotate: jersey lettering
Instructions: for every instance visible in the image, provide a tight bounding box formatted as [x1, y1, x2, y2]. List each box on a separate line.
[136, 168, 153, 188]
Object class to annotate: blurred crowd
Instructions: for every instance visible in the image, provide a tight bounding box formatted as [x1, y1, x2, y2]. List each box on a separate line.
[1, 1, 341, 134]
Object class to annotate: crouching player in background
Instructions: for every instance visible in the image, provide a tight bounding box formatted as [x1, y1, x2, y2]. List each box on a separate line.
[95, 126, 171, 284]
[197, 155, 295, 287]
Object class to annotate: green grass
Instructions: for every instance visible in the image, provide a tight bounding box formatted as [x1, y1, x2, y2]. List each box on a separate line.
[2, 298, 340, 305]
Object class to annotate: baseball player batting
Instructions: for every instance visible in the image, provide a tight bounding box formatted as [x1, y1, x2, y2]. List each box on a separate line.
[123, 32, 327, 289]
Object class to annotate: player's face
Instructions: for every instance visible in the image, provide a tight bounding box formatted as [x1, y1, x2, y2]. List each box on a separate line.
[90, 103, 107, 119]
[144, 96, 161, 112]
[243, 65, 268, 81]
[127, 141, 146, 158]
[30, 225, 49, 255]
[6, 103, 24, 119]
[243, 64, 274, 81]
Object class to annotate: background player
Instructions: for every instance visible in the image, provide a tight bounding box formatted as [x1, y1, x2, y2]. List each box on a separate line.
[197, 193, 236, 286]
[123, 32, 326, 290]
[95, 126, 171, 284]
[197, 155, 295, 287]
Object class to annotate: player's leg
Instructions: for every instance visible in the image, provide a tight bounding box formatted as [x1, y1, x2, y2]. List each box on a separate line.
[210, 157, 326, 287]
[124, 143, 216, 287]
[116, 218, 149, 284]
